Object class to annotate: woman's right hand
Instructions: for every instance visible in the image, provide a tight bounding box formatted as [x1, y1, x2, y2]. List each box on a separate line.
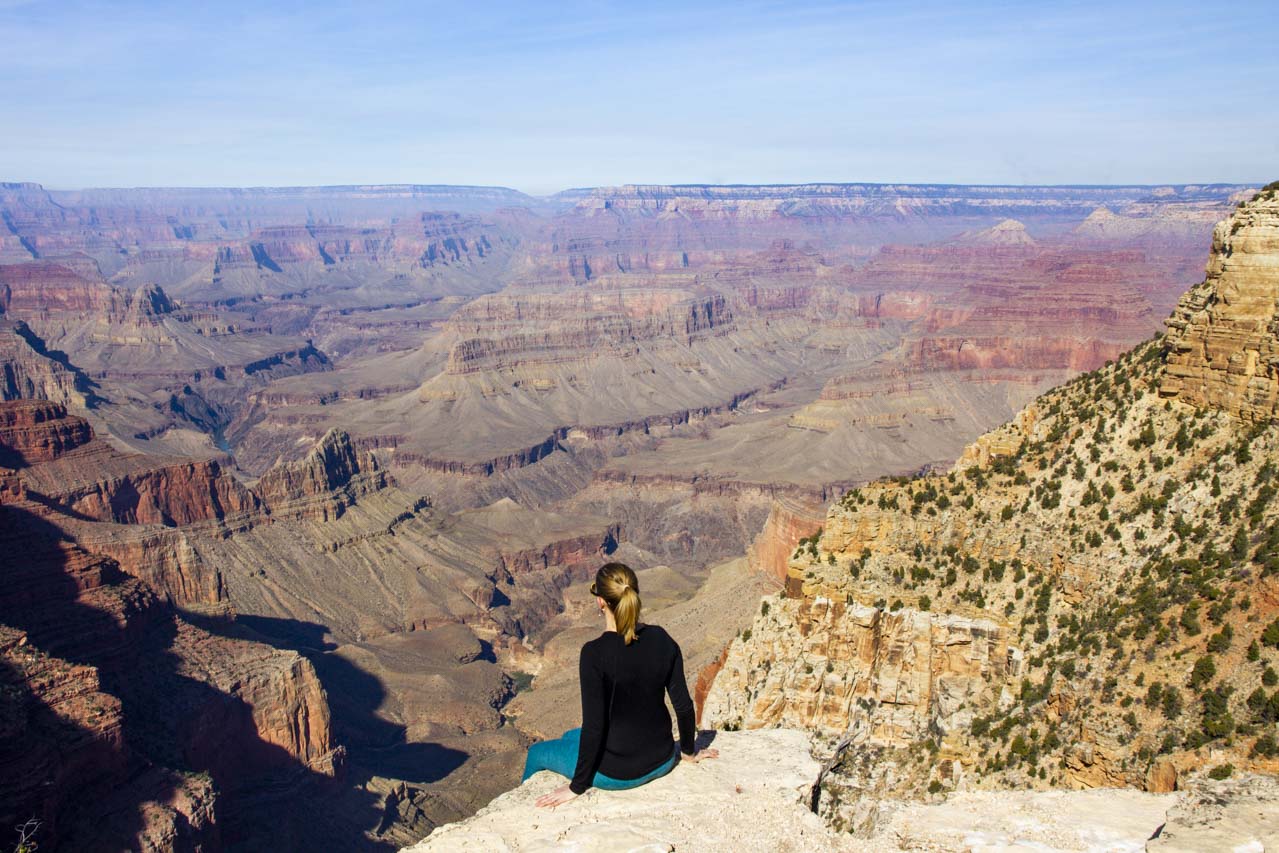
[681, 747, 719, 764]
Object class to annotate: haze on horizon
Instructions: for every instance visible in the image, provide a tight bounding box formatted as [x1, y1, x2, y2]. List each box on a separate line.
[2, 0, 1276, 194]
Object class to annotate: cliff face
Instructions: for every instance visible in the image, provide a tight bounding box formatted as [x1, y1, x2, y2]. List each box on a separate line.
[748, 498, 826, 582]
[1162, 185, 1279, 422]
[255, 427, 388, 520]
[705, 187, 1279, 831]
[0, 399, 92, 465]
[0, 321, 96, 408]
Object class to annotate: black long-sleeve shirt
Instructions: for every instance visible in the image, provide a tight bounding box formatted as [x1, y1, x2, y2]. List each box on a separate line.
[570, 624, 696, 794]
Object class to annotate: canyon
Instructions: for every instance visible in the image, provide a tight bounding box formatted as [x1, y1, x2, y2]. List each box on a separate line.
[0, 179, 1260, 850]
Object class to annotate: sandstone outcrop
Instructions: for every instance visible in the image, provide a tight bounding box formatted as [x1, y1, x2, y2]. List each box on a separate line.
[705, 596, 1012, 743]
[1161, 184, 1279, 422]
[1149, 772, 1279, 851]
[0, 398, 92, 465]
[255, 427, 388, 520]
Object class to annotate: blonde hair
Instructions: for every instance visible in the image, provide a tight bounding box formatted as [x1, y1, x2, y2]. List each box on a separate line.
[591, 562, 641, 644]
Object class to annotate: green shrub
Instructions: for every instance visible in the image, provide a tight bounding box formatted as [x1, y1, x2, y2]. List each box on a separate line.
[1189, 655, 1217, 690]
[1252, 734, 1279, 758]
[1201, 687, 1235, 739]
[1207, 625, 1233, 654]
[1162, 686, 1184, 719]
[1208, 763, 1234, 780]
[1180, 602, 1202, 636]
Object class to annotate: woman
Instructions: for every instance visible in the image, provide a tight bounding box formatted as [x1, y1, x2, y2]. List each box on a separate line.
[523, 562, 719, 808]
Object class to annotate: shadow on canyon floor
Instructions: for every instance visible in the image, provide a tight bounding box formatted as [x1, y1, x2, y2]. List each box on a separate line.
[0, 503, 394, 852]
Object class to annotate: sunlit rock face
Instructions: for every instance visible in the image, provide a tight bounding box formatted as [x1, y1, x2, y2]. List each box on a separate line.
[1161, 187, 1279, 423]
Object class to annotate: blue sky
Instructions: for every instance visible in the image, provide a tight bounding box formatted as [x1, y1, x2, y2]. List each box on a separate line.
[2, 0, 1276, 193]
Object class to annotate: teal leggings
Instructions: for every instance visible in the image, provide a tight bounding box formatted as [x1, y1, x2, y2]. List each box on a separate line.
[522, 728, 679, 790]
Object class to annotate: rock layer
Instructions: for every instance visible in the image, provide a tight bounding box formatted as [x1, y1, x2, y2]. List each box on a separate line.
[1161, 187, 1279, 422]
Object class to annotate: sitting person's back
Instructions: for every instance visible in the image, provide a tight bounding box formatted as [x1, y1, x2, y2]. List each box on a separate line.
[522, 562, 718, 807]
[574, 623, 695, 790]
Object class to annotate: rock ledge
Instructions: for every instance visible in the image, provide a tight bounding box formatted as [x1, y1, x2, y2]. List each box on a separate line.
[400, 729, 1202, 852]
[403, 729, 841, 852]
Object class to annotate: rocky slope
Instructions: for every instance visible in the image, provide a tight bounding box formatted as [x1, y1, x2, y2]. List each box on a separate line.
[704, 185, 1279, 835]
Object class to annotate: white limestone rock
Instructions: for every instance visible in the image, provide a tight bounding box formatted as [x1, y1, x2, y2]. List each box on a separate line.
[401, 729, 1191, 853]
[402, 729, 848, 852]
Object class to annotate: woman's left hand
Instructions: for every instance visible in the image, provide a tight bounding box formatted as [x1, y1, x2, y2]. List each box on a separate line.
[535, 784, 578, 808]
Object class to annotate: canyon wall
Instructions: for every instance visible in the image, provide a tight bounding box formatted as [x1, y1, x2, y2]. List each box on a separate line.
[0, 402, 341, 850]
[1162, 184, 1279, 421]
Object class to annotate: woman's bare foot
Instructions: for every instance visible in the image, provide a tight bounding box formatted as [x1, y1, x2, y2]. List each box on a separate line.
[681, 748, 719, 764]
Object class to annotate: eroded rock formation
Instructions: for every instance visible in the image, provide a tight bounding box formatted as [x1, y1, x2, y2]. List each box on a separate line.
[1162, 185, 1279, 421]
[0, 179, 1258, 848]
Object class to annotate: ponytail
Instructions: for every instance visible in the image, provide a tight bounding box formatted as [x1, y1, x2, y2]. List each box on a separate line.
[591, 562, 642, 645]
[614, 585, 640, 644]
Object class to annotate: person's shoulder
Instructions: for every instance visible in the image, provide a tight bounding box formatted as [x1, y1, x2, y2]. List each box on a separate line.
[638, 623, 675, 646]
[580, 632, 615, 657]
